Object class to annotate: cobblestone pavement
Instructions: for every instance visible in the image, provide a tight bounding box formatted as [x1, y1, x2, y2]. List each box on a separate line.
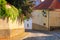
[22, 30, 60, 40]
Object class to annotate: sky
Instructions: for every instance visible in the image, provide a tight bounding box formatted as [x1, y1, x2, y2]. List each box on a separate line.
[41, 0, 45, 2]
[35, 0, 45, 6]
[35, 0, 40, 6]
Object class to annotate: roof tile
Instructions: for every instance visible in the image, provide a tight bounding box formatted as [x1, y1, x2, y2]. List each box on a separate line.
[34, 0, 60, 9]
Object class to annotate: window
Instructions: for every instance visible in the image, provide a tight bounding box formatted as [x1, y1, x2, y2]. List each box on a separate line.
[27, 24, 29, 27]
[43, 23, 46, 25]
[42, 10, 47, 17]
[27, 19, 29, 21]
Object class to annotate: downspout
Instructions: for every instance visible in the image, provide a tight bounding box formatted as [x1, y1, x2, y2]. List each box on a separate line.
[48, 10, 50, 31]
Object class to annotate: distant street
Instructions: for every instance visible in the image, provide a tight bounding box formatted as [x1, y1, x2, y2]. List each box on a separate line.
[23, 30, 60, 40]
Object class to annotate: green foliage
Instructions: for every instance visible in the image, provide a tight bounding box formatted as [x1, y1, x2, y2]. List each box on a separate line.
[0, 0, 7, 18]
[0, 0, 19, 21]
[24, 16, 27, 20]
[0, 0, 33, 22]
[6, 0, 33, 19]
[0, 0, 7, 5]
[5, 5, 19, 21]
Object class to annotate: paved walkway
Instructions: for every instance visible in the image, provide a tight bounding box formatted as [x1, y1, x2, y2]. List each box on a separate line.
[52, 30, 60, 38]
[22, 30, 60, 40]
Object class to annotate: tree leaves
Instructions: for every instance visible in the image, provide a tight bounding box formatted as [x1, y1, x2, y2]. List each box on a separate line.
[0, 0, 6, 18]
[6, 0, 33, 19]
[0, 0, 33, 21]
[5, 5, 19, 21]
[0, 0, 19, 21]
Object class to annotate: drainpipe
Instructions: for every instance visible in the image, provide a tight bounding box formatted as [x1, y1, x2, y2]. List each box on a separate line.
[48, 10, 50, 31]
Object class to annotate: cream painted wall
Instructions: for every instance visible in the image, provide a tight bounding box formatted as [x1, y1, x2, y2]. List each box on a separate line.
[0, 18, 24, 29]
[32, 9, 60, 29]
[0, 18, 25, 39]
[8, 18, 24, 29]
[32, 10, 49, 28]
[49, 9, 60, 27]
[0, 18, 9, 29]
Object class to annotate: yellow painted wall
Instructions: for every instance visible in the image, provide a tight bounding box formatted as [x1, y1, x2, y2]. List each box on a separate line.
[32, 10, 48, 27]
[32, 9, 60, 30]
[32, 10, 49, 30]
[8, 18, 24, 29]
[0, 18, 24, 39]
[0, 18, 24, 29]
[49, 9, 60, 27]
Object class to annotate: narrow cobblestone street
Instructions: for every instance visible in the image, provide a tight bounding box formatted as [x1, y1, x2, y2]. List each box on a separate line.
[22, 30, 60, 40]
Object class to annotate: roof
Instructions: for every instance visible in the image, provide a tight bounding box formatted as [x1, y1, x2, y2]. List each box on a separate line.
[34, 0, 60, 9]
[49, 0, 60, 9]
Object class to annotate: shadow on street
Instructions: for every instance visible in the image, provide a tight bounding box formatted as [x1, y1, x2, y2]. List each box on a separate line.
[23, 36, 59, 40]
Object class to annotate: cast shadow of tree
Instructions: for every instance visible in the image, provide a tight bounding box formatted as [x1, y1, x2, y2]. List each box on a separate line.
[25, 30, 52, 34]
[24, 30, 59, 40]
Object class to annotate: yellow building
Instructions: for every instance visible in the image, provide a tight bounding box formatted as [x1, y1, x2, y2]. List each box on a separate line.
[32, 0, 60, 31]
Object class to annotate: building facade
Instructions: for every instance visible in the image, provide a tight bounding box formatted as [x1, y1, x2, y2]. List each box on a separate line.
[32, 0, 60, 31]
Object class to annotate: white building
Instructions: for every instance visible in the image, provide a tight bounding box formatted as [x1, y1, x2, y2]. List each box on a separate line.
[24, 18, 32, 30]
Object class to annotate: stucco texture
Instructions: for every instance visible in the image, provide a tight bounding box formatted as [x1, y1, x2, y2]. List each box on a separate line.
[32, 9, 60, 30]
[32, 10, 49, 30]
[0, 18, 25, 39]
